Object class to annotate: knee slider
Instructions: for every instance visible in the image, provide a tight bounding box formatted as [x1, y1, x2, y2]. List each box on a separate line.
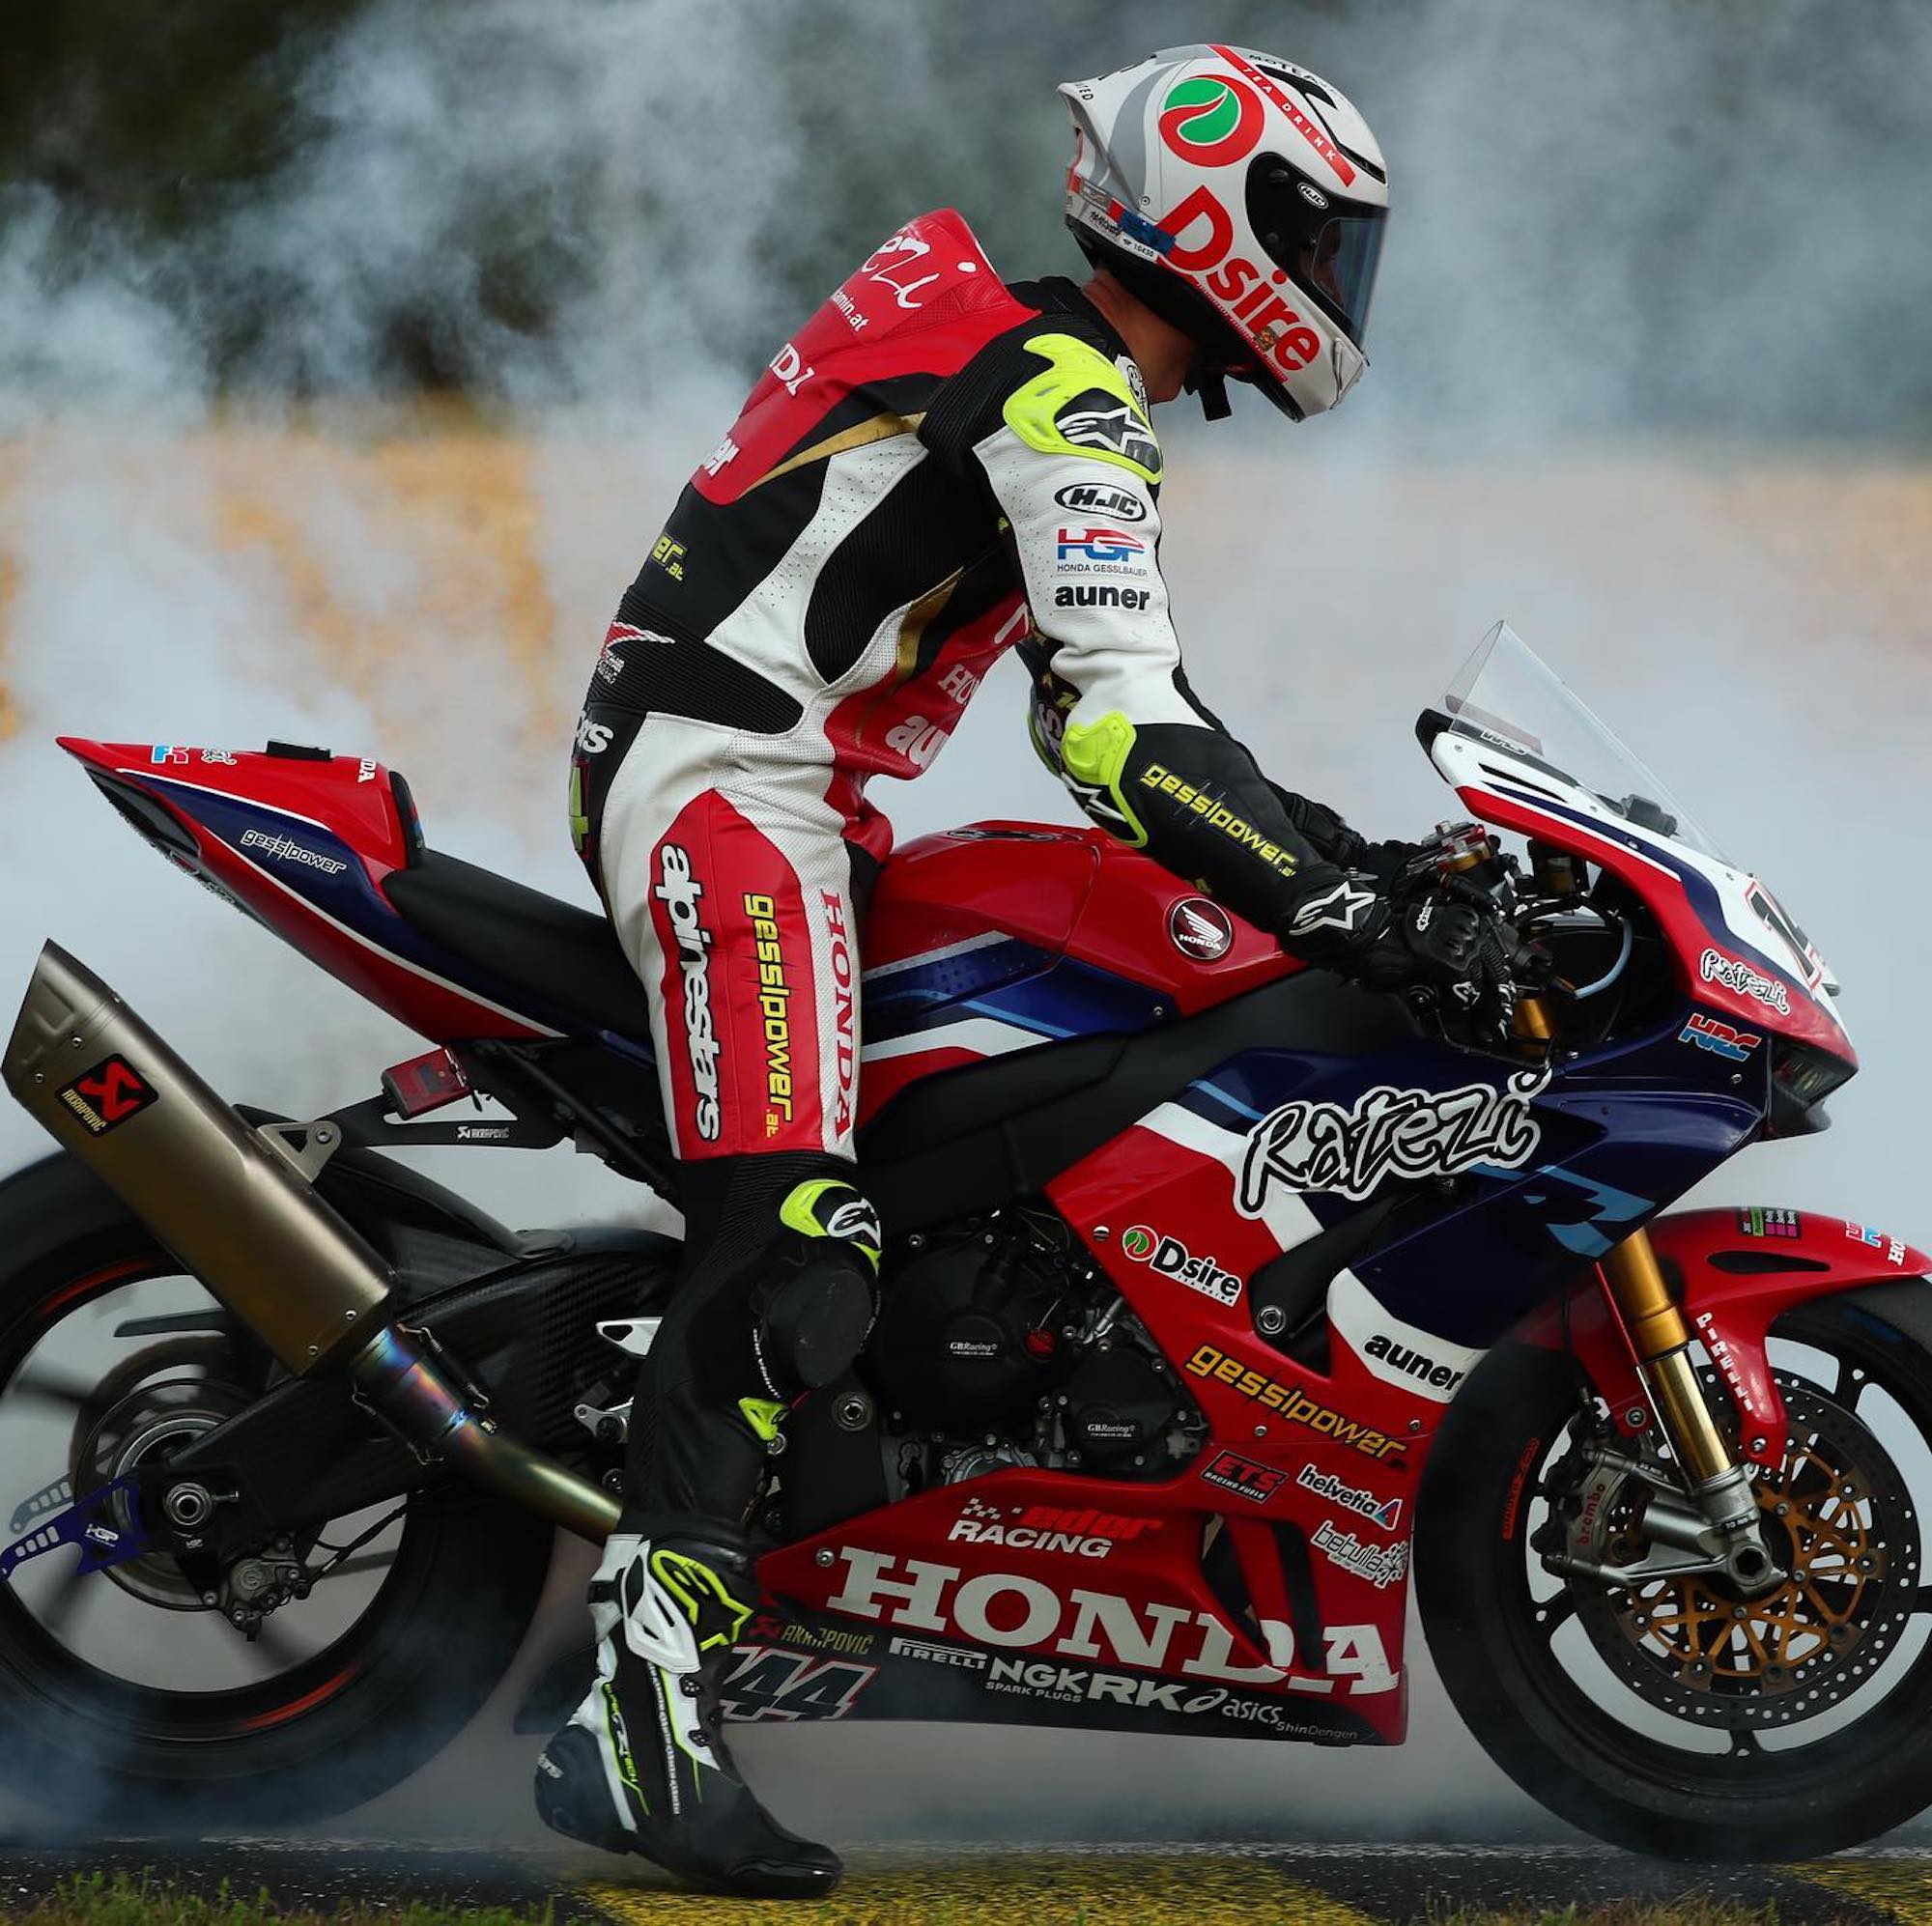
[760, 1178, 881, 1393]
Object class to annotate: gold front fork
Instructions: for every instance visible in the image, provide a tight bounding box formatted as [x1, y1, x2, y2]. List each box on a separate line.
[1599, 1230, 1753, 1516]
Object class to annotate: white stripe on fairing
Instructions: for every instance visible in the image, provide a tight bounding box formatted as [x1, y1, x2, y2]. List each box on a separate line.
[862, 1016, 1043, 1063]
[864, 931, 1011, 982]
[128, 767, 341, 838]
[1137, 1099, 1321, 1252]
[228, 849, 565, 1038]
[1327, 1269, 1486, 1403]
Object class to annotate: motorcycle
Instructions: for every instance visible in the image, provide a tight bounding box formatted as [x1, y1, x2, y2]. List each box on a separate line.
[1, 620, 1925, 1860]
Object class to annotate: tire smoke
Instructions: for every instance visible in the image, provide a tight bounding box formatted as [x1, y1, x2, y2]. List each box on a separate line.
[0, 0, 1924, 1850]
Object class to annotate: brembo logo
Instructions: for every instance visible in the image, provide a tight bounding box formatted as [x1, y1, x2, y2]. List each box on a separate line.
[655, 843, 721, 1142]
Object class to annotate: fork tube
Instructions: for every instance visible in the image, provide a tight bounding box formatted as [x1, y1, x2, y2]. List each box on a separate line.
[1599, 1231, 1747, 1505]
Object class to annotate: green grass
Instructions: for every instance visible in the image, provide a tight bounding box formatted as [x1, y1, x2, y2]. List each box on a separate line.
[0, 1872, 1874, 1926]
[6, 1875, 550, 1926]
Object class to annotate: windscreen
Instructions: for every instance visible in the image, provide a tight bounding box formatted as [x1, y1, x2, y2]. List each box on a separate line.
[1443, 622, 1729, 863]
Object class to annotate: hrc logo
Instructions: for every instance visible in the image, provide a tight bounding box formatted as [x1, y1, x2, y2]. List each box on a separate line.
[1679, 1012, 1762, 1062]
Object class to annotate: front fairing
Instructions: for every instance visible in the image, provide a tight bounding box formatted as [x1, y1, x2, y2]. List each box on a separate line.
[1422, 628, 1854, 1068]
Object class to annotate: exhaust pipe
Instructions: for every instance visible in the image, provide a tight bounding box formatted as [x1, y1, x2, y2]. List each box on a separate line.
[4, 941, 617, 1542]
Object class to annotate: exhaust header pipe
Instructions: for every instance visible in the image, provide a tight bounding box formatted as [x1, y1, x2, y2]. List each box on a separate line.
[4, 942, 617, 1541]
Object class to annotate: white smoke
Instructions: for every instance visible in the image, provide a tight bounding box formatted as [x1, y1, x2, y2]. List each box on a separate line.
[2, 0, 1926, 1850]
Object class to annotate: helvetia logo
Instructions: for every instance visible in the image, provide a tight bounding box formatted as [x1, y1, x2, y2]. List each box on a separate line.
[1295, 1464, 1401, 1532]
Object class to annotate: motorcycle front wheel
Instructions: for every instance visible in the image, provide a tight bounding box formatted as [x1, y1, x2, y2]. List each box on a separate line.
[1418, 1294, 1932, 1860]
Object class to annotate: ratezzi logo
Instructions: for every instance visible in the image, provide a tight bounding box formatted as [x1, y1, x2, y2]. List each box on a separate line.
[1296, 1464, 1401, 1532]
[1699, 947, 1792, 1015]
[58, 1056, 157, 1136]
[1239, 1071, 1548, 1210]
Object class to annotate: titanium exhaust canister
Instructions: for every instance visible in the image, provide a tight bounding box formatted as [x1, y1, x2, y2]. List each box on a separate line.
[3, 941, 618, 1541]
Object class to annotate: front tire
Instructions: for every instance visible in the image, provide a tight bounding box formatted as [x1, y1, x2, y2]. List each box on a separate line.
[1418, 1300, 1932, 1860]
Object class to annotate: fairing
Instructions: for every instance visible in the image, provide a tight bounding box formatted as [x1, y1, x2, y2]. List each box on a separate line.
[45, 626, 1921, 1749]
[1526, 1206, 1932, 1468]
[1429, 626, 1853, 1064]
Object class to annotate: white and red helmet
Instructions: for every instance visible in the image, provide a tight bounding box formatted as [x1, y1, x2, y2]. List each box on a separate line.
[1060, 43, 1389, 420]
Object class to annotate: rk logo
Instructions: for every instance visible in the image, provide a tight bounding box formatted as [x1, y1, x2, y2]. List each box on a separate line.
[58, 1056, 157, 1136]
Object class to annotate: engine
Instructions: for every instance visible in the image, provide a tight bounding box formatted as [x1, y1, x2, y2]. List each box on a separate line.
[864, 1208, 1206, 1487]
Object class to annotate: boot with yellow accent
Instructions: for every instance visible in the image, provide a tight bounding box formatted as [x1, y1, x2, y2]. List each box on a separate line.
[533, 1527, 839, 1898]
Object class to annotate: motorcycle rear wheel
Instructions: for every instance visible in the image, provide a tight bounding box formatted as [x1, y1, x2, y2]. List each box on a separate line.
[0, 1152, 556, 1829]
[1418, 1296, 1932, 1859]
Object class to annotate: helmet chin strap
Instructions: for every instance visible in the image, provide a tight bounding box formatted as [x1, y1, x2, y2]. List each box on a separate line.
[1187, 369, 1233, 422]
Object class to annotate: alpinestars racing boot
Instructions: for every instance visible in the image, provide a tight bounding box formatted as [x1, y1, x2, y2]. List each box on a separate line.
[533, 1527, 840, 1898]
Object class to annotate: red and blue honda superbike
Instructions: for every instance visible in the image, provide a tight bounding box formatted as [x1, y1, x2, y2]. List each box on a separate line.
[2, 623, 1926, 1859]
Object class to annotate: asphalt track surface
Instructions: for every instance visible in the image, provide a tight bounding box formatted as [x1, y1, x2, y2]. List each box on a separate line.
[7, 1842, 1932, 1923]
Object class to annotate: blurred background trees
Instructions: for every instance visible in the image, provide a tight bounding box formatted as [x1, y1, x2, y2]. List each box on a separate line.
[0, 0, 1925, 438]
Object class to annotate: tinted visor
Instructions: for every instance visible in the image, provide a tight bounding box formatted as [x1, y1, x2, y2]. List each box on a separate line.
[1245, 155, 1387, 347]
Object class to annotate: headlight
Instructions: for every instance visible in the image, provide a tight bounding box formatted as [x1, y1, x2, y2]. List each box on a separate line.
[1768, 1038, 1857, 1137]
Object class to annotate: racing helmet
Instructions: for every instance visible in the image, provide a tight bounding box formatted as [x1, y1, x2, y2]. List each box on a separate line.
[1059, 43, 1389, 420]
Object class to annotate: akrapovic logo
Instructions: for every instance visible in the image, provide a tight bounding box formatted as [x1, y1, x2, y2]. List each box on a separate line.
[655, 843, 721, 1141]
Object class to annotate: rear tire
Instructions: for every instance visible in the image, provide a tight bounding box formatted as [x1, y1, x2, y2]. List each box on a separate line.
[1417, 1304, 1932, 1860]
[0, 1152, 556, 1828]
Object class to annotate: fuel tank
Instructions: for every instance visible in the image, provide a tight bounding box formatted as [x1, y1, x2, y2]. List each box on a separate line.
[859, 822, 1295, 1122]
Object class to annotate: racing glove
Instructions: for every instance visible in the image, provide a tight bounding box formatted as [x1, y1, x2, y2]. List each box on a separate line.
[1281, 875, 1509, 1007]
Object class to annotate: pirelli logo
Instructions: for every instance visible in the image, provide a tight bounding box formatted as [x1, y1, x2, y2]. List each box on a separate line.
[1139, 765, 1298, 879]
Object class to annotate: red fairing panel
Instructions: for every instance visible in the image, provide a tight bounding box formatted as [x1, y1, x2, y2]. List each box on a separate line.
[63, 738, 414, 871]
[1528, 1206, 1932, 1468]
[56, 737, 554, 1046]
[1454, 780, 1855, 1063]
[865, 822, 1296, 1010]
[760, 1466, 1406, 1741]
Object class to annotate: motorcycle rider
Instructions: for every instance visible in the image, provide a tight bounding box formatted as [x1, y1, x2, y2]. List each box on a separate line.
[537, 42, 1496, 1897]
